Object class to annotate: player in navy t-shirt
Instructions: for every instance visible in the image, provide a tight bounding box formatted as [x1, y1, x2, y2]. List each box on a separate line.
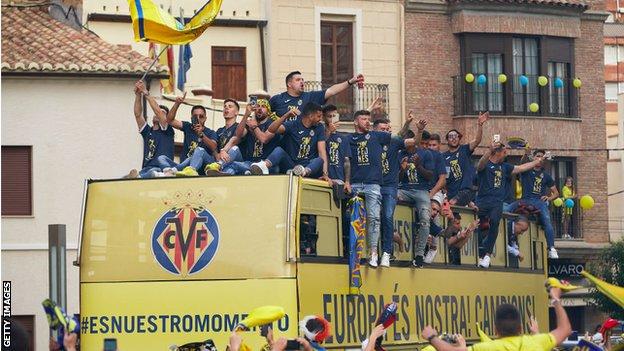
[427, 132, 449, 198]
[126, 80, 175, 179]
[507, 149, 560, 258]
[348, 110, 391, 267]
[269, 71, 365, 120]
[443, 111, 489, 206]
[322, 105, 351, 189]
[372, 117, 422, 267]
[203, 99, 246, 175]
[475, 140, 544, 268]
[250, 102, 329, 178]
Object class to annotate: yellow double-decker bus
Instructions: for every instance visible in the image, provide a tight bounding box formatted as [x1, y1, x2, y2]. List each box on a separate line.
[77, 175, 549, 350]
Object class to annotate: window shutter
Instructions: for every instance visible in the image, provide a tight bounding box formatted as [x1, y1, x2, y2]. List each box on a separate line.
[2, 146, 32, 215]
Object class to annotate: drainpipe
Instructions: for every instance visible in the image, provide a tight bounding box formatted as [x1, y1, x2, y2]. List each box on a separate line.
[259, 22, 268, 92]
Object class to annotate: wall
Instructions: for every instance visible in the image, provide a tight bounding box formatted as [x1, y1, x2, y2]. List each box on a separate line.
[0, 76, 156, 351]
[609, 95, 624, 241]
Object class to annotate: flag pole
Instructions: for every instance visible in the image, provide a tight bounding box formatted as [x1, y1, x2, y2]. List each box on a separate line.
[141, 45, 168, 82]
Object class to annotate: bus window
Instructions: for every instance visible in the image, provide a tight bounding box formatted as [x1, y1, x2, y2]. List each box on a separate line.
[300, 214, 318, 256]
[298, 180, 342, 258]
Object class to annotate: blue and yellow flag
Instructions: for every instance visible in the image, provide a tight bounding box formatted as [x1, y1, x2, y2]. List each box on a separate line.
[128, 0, 222, 45]
[348, 196, 366, 295]
[582, 270, 624, 308]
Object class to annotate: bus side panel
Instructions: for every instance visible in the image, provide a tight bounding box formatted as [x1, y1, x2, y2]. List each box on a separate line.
[80, 279, 298, 350]
[296, 263, 549, 349]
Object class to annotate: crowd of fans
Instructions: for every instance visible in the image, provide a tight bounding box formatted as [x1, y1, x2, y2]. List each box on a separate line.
[127, 70, 561, 269]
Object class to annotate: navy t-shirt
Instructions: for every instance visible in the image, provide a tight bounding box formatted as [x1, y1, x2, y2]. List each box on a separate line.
[398, 148, 435, 191]
[443, 144, 475, 198]
[281, 119, 326, 165]
[326, 132, 351, 181]
[381, 136, 406, 187]
[141, 124, 174, 168]
[520, 169, 555, 200]
[475, 161, 515, 207]
[349, 131, 391, 185]
[245, 119, 281, 162]
[181, 121, 217, 162]
[269, 91, 327, 121]
[430, 150, 448, 190]
[216, 123, 238, 151]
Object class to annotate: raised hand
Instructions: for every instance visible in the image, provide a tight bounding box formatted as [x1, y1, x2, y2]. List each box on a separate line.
[416, 119, 427, 131]
[175, 91, 187, 104]
[478, 111, 490, 126]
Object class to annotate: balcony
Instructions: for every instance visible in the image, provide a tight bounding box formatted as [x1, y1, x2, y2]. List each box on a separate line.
[452, 74, 579, 118]
[304, 81, 389, 121]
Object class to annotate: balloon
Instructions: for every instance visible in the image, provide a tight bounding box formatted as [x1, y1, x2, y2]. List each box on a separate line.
[477, 74, 487, 85]
[498, 74, 507, 83]
[573, 78, 582, 88]
[564, 198, 575, 208]
[553, 198, 563, 207]
[519, 75, 529, 86]
[538, 76, 548, 86]
[554, 78, 564, 88]
[529, 103, 539, 113]
[465, 73, 475, 83]
[580, 195, 594, 210]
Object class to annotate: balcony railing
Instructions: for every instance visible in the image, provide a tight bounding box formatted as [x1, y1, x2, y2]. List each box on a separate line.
[551, 203, 583, 239]
[304, 81, 389, 121]
[453, 74, 578, 118]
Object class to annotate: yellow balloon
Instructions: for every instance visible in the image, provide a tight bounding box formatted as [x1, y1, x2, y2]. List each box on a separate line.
[498, 74, 507, 83]
[580, 195, 594, 210]
[538, 76, 548, 86]
[553, 198, 563, 207]
[529, 103, 539, 113]
[573, 78, 582, 88]
[465, 73, 475, 83]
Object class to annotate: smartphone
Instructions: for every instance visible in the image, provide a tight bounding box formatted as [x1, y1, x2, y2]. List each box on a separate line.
[545, 151, 552, 160]
[285, 339, 301, 350]
[104, 338, 117, 351]
[260, 324, 271, 337]
[493, 134, 501, 143]
[250, 95, 258, 106]
[191, 116, 199, 125]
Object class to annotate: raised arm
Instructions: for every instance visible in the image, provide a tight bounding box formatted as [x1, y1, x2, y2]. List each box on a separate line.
[398, 110, 415, 138]
[469, 111, 489, 152]
[549, 287, 572, 345]
[133, 81, 146, 130]
[267, 108, 297, 134]
[234, 105, 253, 140]
[512, 157, 542, 175]
[477, 144, 495, 172]
[167, 92, 186, 130]
[138, 83, 167, 128]
[325, 74, 364, 100]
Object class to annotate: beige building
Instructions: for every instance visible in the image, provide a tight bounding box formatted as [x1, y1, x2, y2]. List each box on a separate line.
[610, 95, 624, 241]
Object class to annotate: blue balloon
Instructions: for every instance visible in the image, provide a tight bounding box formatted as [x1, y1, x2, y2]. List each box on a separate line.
[477, 74, 487, 85]
[519, 75, 529, 86]
[564, 198, 575, 208]
[554, 78, 564, 88]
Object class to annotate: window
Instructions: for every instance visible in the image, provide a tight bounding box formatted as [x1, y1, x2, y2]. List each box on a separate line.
[548, 62, 569, 115]
[1, 146, 32, 216]
[471, 53, 503, 112]
[547, 158, 580, 238]
[605, 45, 618, 65]
[211, 46, 246, 101]
[512, 38, 539, 114]
[11, 315, 35, 350]
[321, 21, 354, 118]
[606, 82, 619, 101]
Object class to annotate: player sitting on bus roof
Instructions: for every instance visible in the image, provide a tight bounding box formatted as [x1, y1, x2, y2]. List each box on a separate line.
[202, 99, 245, 175]
[506, 215, 529, 262]
[124, 80, 174, 178]
[475, 140, 543, 269]
[421, 286, 571, 350]
[250, 102, 330, 179]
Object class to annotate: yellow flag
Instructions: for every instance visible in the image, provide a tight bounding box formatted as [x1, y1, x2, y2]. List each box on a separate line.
[582, 270, 624, 308]
[128, 0, 222, 45]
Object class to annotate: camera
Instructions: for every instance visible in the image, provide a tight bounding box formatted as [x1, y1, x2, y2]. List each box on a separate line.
[249, 96, 258, 106]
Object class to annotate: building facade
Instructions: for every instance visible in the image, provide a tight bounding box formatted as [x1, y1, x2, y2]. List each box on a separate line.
[404, 0, 610, 333]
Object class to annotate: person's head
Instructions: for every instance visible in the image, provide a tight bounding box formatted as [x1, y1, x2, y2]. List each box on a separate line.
[353, 110, 372, 132]
[430, 199, 441, 218]
[255, 99, 271, 121]
[532, 149, 546, 169]
[153, 105, 169, 125]
[565, 176, 574, 189]
[491, 143, 508, 163]
[286, 71, 305, 95]
[513, 216, 529, 236]
[494, 304, 522, 337]
[302, 102, 323, 126]
[445, 129, 463, 148]
[191, 105, 207, 125]
[429, 133, 441, 151]
[420, 130, 431, 148]
[223, 98, 240, 120]
[404, 130, 417, 152]
[450, 212, 462, 227]
[322, 104, 339, 132]
[373, 118, 391, 133]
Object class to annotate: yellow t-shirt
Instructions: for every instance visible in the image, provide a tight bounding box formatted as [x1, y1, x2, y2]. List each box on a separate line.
[468, 333, 556, 351]
[562, 186, 574, 199]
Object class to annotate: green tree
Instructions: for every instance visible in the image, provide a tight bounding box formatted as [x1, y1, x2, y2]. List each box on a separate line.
[586, 239, 624, 319]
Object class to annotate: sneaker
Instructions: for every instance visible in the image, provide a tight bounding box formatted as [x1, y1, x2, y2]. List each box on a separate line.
[162, 167, 177, 177]
[380, 252, 390, 267]
[150, 171, 166, 177]
[478, 255, 491, 268]
[424, 248, 438, 264]
[548, 247, 559, 259]
[205, 162, 221, 172]
[250, 161, 269, 175]
[176, 166, 199, 177]
[507, 245, 520, 257]
[369, 252, 378, 268]
[412, 255, 424, 268]
[124, 168, 139, 178]
[293, 165, 307, 177]
[244, 170, 252, 175]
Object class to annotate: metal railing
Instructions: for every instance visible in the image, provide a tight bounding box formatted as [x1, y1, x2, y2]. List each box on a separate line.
[304, 81, 389, 121]
[452, 74, 578, 118]
[551, 205, 583, 239]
